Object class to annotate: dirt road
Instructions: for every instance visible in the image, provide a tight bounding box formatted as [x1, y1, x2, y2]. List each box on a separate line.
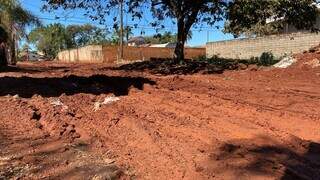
[0, 53, 320, 179]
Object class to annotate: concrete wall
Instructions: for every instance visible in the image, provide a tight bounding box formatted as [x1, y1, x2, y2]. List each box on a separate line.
[57, 45, 205, 63]
[206, 32, 320, 59]
[57, 45, 103, 63]
[103, 46, 205, 63]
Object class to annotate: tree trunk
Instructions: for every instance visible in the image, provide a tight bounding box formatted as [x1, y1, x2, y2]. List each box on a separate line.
[0, 42, 8, 67]
[8, 40, 16, 65]
[174, 17, 186, 63]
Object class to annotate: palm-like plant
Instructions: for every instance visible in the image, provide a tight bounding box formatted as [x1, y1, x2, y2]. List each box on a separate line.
[0, 0, 40, 65]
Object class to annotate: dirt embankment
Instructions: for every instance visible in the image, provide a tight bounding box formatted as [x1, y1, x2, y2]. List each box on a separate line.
[0, 52, 320, 179]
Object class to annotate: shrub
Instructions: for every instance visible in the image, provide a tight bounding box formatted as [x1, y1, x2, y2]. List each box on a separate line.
[259, 52, 279, 66]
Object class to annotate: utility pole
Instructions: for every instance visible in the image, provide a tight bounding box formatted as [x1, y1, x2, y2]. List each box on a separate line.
[119, 0, 124, 61]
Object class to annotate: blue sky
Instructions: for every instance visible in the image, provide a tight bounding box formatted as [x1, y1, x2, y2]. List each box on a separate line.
[20, 0, 234, 47]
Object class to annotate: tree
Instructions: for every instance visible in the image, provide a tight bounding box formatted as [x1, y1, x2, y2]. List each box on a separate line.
[0, 0, 40, 65]
[0, 26, 8, 66]
[42, 0, 227, 62]
[145, 31, 177, 44]
[18, 43, 30, 57]
[108, 27, 133, 45]
[28, 23, 69, 58]
[144, 31, 192, 44]
[66, 24, 110, 47]
[28, 23, 111, 57]
[225, 0, 319, 37]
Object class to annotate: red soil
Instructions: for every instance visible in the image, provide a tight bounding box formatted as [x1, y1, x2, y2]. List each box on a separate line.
[0, 53, 320, 179]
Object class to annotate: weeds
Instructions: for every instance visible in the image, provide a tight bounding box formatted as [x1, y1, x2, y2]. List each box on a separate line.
[198, 52, 280, 67]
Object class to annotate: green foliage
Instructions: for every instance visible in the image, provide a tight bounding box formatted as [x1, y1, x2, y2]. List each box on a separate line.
[259, 52, 274, 65]
[28, 23, 110, 58]
[0, 0, 40, 37]
[107, 27, 133, 45]
[202, 55, 237, 66]
[144, 32, 177, 44]
[143, 31, 192, 44]
[196, 52, 279, 67]
[258, 52, 279, 66]
[225, 0, 318, 37]
[28, 23, 68, 58]
[248, 52, 280, 66]
[66, 24, 110, 47]
[0, 0, 40, 64]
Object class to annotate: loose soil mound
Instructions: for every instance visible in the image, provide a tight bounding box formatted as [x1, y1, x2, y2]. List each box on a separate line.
[113, 58, 249, 75]
[0, 56, 319, 179]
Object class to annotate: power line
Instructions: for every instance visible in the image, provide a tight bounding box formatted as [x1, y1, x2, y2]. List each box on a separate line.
[21, 1, 222, 32]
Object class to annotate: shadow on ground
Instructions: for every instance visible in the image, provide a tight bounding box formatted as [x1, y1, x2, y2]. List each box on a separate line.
[205, 135, 320, 179]
[0, 75, 156, 98]
[0, 131, 122, 179]
[110, 59, 245, 75]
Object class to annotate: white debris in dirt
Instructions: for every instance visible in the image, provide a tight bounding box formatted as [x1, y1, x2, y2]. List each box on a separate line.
[93, 102, 102, 112]
[50, 99, 64, 106]
[93, 96, 120, 112]
[273, 56, 297, 68]
[102, 96, 120, 105]
[12, 94, 20, 99]
[50, 99, 69, 110]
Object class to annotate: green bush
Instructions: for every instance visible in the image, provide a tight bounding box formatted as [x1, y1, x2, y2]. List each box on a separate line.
[194, 52, 280, 67]
[258, 52, 279, 66]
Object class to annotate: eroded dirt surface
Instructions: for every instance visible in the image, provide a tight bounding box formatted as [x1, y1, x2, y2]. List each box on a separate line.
[0, 53, 320, 179]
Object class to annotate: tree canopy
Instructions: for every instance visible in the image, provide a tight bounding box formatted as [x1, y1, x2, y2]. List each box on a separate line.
[28, 23, 110, 58]
[0, 0, 40, 65]
[225, 0, 319, 37]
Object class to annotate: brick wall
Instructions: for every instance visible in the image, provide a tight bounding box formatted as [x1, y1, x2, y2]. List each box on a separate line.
[206, 32, 320, 59]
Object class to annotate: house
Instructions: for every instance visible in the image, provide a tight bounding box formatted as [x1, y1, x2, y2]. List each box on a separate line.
[149, 42, 177, 48]
[267, 4, 320, 34]
[19, 51, 46, 61]
[26, 52, 45, 61]
[149, 42, 192, 48]
[128, 36, 146, 47]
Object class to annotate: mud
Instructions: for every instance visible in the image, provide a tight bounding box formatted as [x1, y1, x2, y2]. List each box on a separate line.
[0, 54, 320, 179]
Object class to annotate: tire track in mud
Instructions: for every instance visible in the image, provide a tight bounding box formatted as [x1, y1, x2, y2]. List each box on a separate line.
[158, 76, 320, 139]
[94, 78, 320, 179]
[92, 90, 282, 179]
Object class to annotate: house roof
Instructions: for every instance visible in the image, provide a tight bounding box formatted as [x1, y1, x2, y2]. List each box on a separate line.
[128, 36, 145, 44]
[150, 43, 175, 48]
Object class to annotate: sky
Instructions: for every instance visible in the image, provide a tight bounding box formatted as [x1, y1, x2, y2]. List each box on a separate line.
[20, 0, 235, 47]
